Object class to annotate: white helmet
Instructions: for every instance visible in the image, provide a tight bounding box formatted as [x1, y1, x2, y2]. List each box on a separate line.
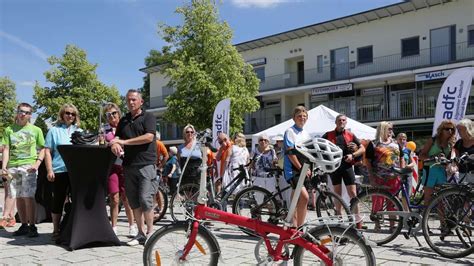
[295, 137, 343, 173]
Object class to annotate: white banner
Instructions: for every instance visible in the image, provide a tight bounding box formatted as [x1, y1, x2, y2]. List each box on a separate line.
[212, 98, 231, 148]
[432, 67, 474, 136]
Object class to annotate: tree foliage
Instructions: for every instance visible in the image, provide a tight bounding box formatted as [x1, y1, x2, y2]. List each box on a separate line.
[0, 77, 17, 138]
[159, 0, 260, 133]
[33, 45, 122, 131]
[33, 116, 48, 137]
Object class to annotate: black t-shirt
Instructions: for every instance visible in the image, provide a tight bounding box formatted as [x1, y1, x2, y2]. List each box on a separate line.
[454, 139, 474, 173]
[322, 130, 361, 168]
[116, 110, 157, 166]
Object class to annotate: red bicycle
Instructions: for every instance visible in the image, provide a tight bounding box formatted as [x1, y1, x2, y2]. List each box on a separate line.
[143, 130, 375, 265]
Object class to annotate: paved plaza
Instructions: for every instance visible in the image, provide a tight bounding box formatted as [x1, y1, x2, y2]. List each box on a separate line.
[0, 187, 473, 265]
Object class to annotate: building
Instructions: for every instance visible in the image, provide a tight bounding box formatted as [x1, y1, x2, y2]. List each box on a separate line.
[141, 0, 474, 144]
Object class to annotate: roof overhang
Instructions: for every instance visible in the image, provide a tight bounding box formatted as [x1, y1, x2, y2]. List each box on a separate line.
[235, 0, 452, 52]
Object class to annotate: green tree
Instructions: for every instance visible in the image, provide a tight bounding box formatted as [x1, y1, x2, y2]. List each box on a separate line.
[0, 77, 17, 138]
[159, 0, 260, 133]
[142, 47, 173, 107]
[33, 116, 48, 137]
[33, 45, 122, 131]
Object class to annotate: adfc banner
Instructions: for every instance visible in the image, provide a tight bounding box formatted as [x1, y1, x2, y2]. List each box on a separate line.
[212, 98, 231, 149]
[432, 67, 474, 136]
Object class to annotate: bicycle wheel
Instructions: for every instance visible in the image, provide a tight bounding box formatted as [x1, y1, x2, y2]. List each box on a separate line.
[153, 186, 168, 223]
[422, 187, 474, 258]
[293, 225, 376, 265]
[232, 186, 279, 236]
[315, 190, 351, 218]
[170, 183, 200, 222]
[350, 188, 403, 245]
[143, 221, 220, 266]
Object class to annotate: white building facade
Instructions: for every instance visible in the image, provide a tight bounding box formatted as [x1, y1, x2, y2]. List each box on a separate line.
[142, 0, 474, 143]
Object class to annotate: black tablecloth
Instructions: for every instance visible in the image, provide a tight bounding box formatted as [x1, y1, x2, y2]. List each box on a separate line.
[57, 145, 120, 250]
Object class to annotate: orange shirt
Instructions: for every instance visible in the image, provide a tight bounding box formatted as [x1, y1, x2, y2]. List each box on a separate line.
[218, 141, 232, 178]
[156, 140, 169, 166]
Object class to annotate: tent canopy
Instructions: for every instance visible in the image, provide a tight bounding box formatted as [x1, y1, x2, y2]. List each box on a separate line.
[251, 105, 376, 147]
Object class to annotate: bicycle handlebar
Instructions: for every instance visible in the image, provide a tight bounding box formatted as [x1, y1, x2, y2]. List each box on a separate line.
[424, 152, 474, 166]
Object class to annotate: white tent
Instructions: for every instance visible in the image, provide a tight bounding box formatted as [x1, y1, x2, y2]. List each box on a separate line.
[251, 105, 376, 147]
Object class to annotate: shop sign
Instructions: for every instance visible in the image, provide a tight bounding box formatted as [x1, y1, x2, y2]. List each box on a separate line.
[415, 69, 455, 82]
[311, 83, 352, 95]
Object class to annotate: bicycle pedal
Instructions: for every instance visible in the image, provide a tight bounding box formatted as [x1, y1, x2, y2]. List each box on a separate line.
[402, 233, 410, 240]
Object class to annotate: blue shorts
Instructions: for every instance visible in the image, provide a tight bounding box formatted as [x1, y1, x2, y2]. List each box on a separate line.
[422, 166, 446, 188]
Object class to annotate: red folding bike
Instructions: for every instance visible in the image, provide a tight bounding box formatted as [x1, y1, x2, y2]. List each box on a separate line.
[143, 130, 375, 265]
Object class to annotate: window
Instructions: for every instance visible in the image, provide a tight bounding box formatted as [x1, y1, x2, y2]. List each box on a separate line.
[401, 37, 420, 57]
[468, 25, 474, 46]
[254, 67, 265, 82]
[357, 46, 373, 64]
[317, 55, 323, 73]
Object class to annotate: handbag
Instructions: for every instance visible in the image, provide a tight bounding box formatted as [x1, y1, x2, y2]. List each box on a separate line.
[70, 131, 99, 145]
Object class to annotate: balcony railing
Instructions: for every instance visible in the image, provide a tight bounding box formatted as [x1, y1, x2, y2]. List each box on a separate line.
[150, 94, 170, 109]
[260, 42, 474, 92]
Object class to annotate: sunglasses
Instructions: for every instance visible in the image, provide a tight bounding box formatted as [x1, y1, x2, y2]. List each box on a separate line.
[185, 131, 194, 134]
[106, 111, 118, 118]
[443, 128, 455, 132]
[388, 128, 393, 131]
[259, 139, 268, 142]
[65, 111, 76, 117]
[17, 110, 32, 115]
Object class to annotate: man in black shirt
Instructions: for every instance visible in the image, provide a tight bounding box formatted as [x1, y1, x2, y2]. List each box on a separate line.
[322, 114, 365, 221]
[111, 89, 157, 245]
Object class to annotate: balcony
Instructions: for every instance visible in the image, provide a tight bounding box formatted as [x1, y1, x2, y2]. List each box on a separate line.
[259, 42, 474, 92]
[149, 94, 170, 109]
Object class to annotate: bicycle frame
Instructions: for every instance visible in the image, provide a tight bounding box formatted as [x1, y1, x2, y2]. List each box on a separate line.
[177, 133, 335, 264]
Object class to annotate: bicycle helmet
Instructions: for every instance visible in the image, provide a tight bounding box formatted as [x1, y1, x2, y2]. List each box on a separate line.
[295, 137, 343, 173]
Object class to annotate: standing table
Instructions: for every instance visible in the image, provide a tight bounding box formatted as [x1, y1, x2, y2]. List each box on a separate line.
[57, 145, 120, 250]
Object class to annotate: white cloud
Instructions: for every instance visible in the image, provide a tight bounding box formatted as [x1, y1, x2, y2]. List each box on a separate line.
[0, 30, 49, 62]
[18, 81, 35, 87]
[230, 0, 294, 8]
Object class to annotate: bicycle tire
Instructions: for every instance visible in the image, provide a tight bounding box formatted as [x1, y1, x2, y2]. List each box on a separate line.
[421, 186, 474, 258]
[143, 221, 220, 266]
[293, 225, 376, 265]
[232, 186, 279, 236]
[350, 188, 403, 245]
[153, 186, 168, 223]
[315, 190, 351, 218]
[170, 183, 200, 222]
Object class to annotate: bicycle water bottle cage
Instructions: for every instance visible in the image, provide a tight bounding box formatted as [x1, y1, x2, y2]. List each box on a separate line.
[295, 137, 343, 173]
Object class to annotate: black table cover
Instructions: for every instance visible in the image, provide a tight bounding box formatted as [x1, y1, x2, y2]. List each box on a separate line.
[57, 145, 120, 250]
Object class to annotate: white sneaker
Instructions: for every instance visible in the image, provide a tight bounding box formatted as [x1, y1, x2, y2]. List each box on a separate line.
[129, 225, 138, 237]
[112, 226, 118, 235]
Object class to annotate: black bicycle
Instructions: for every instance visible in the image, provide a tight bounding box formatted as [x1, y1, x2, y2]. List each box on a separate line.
[232, 166, 351, 236]
[169, 162, 252, 222]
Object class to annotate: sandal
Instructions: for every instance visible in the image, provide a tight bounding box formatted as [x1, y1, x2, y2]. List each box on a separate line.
[6, 217, 16, 227]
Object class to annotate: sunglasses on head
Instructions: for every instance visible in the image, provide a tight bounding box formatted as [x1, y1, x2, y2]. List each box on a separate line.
[17, 110, 32, 115]
[106, 111, 118, 117]
[65, 111, 76, 117]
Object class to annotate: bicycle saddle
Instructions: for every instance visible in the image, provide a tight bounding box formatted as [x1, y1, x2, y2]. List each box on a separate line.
[391, 167, 412, 175]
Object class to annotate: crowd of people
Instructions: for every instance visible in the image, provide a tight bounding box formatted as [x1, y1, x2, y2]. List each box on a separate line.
[1, 96, 473, 247]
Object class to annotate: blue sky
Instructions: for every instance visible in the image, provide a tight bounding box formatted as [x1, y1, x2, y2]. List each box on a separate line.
[0, 0, 399, 106]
